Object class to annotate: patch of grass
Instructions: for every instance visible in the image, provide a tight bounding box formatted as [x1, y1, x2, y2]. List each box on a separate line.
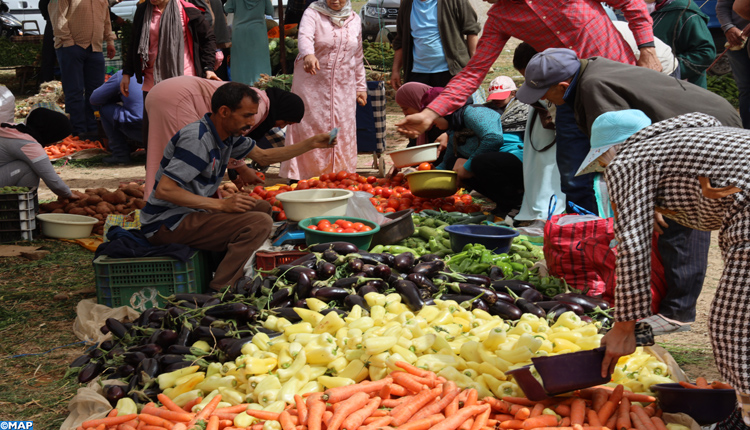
[658, 343, 712, 367]
[0, 239, 96, 429]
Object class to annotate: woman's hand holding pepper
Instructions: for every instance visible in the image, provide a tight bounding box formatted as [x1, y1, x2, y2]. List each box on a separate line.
[600, 320, 637, 378]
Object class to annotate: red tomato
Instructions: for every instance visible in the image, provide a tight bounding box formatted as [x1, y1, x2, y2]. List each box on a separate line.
[384, 207, 396, 213]
[347, 186, 358, 192]
[296, 180, 310, 190]
[252, 186, 267, 198]
[322, 227, 336, 233]
[417, 162, 432, 171]
[342, 228, 356, 233]
[394, 186, 407, 194]
[369, 197, 379, 205]
[350, 222, 363, 230]
[401, 191, 414, 200]
[360, 225, 372, 231]
[307, 225, 318, 230]
[309, 179, 320, 187]
[268, 197, 279, 207]
[422, 202, 435, 210]
[348, 173, 359, 181]
[466, 204, 481, 213]
[442, 204, 456, 212]
[249, 193, 263, 200]
[277, 211, 287, 221]
[256, 171, 266, 180]
[392, 173, 405, 184]
[336, 170, 349, 181]
[376, 206, 385, 213]
[317, 219, 332, 228]
[336, 228, 345, 233]
[361, 184, 374, 193]
[356, 175, 367, 184]
[461, 194, 474, 204]
[279, 185, 293, 192]
[387, 198, 400, 209]
[366, 176, 377, 184]
[336, 220, 353, 229]
[381, 188, 393, 198]
[320, 173, 331, 182]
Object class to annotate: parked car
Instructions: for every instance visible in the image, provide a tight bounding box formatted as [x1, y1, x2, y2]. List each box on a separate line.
[2, 0, 42, 34]
[360, 0, 399, 41]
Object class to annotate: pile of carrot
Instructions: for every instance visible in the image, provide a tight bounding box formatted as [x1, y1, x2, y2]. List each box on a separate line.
[45, 136, 104, 160]
[678, 377, 732, 390]
[76, 363, 673, 430]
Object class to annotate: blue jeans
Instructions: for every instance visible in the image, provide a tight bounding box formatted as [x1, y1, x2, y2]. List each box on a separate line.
[727, 48, 750, 129]
[657, 218, 710, 322]
[555, 102, 598, 215]
[56, 45, 104, 135]
[99, 104, 142, 158]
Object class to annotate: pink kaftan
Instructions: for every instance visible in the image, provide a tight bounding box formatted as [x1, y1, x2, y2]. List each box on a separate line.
[279, 8, 367, 180]
[143, 76, 270, 199]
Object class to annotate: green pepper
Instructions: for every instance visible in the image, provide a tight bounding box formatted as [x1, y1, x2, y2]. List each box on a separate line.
[369, 245, 385, 254]
[495, 261, 513, 278]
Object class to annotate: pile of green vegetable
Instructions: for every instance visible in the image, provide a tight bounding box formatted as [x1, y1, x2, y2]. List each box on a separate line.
[362, 41, 394, 71]
[268, 38, 299, 74]
[0, 186, 30, 194]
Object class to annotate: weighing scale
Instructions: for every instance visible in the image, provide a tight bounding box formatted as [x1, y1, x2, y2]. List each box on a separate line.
[271, 221, 307, 246]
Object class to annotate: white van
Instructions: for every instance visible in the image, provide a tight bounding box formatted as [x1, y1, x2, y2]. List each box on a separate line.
[4, 0, 44, 34]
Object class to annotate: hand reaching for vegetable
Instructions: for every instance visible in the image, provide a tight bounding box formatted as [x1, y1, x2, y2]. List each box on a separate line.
[600, 320, 637, 378]
[67, 190, 85, 201]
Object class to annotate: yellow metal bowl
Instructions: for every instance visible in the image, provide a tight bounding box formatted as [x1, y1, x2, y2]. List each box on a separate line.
[405, 170, 458, 198]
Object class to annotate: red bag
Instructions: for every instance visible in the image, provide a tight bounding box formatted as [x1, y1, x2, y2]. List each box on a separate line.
[578, 222, 667, 314]
[543, 214, 610, 296]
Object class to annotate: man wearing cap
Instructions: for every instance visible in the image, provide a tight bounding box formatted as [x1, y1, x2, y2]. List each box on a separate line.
[584, 109, 750, 430]
[396, 0, 659, 215]
[515, 47, 741, 335]
[390, 0, 480, 90]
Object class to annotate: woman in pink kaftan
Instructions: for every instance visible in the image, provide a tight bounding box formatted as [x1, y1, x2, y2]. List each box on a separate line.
[280, 0, 367, 180]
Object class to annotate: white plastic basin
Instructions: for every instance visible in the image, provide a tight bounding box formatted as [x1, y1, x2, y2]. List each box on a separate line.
[37, 213, 98, 239]
[275, 189, 354, 222]
[387, 142, 440, 168]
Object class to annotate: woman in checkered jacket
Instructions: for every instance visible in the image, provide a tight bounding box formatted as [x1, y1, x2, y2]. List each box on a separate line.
[589, 110, 750, 430]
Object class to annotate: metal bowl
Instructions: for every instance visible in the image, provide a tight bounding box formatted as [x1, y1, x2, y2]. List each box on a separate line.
[651, 383, 736, 425]
[405, 170, 458, 199]
[275, 189, 353, 222]
[371, 209, 415, 246]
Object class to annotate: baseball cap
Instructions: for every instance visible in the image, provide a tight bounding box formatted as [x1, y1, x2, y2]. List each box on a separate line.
[487, 76, 517, 101]
[516, 48, 581, 104]
[575, 109, 652, 176]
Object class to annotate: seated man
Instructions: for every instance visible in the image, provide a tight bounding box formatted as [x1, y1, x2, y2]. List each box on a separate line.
[90, 70, 144, 164]
[140, 82, 335, 291]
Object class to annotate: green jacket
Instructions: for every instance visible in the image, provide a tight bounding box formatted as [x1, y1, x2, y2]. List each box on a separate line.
[651, 0, 716, 88]
[392, 0, 480, 81]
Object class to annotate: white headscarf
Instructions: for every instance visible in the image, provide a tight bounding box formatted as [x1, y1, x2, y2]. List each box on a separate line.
[308, 0, 353, 27]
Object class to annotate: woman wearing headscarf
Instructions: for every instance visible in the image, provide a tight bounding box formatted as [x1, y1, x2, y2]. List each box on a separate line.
[143, 77, 305, 199]
[280, 0, 367, 180]
[394, 82, 448, 151]
[121, 0, 219, 149]
[0, 108, 81, 201]
[590, 110, 750, 430]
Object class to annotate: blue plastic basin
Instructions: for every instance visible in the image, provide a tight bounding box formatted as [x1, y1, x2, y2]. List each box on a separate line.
[444, 224, 520, 254]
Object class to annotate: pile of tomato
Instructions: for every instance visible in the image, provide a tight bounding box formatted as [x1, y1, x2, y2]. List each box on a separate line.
[243, 170, 484, 221]
[305, 218, 374, 233]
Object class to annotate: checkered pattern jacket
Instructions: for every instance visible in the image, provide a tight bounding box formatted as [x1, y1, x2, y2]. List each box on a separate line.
[605, 112, 750, 321]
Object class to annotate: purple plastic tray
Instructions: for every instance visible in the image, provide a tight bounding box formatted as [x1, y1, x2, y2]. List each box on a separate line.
[651, 383, 736, 425]
[507, 347, 610, 400]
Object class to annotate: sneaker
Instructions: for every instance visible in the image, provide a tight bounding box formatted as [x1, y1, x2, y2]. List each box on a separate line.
[638, 314, 691, 336]
[102, 155, 131, 165]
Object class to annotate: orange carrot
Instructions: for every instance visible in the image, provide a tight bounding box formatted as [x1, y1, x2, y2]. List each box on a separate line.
[592, 391, 608, 412]
[397, 414, 444, 430]
[605, 413, 617, 430]
[294, 395, 308, 425]
[182, 398, 202, 413]
[214, 405, 251, 414]
[711, 381, 733, 389]
[142, 425, 169, 430]
[410, 387, 461, 422]
[391, 388, 442, 426]
[431, 406, 490, 430]
[470, 407, 492, 430]
[650, 417, 669, 430]
[218, 420, 234, 430]
[465, 389, 479, 407]
[94, 424, 105, 430]
[383, 396, 414, 408]
[630, 405, 657, 430]
[570, 399, 586, 426]
[597, 401, 617, 425]
[380, 384, 393, 400]
[307, 397, 327, 430]
[485, 398, 512, 414]
[361, 416, 393, 430]
[460, 418, 474, 430]
[514, 408, 531, 421]
[394, 361, 432, 378]
[499, 420, 525, 429]
[678, 381, 699, 389]
[206, 416, 220, 430]
[553, 404, 572, 417]
[245, 409, 282, 421]
[323, 378, 393, 403]
[608, 386, 625, 406]
[323, 410, 334, 428]
[522, 414, 559, 429]
[280, 411, 295, 430]
[509, 404, 528, 417]
[502, 397, 537, 407]
[82, 415, 139, 429]
[581, 387, 655, 403]
[696, 377, 709, 388]
[210, 413, 238, 422]
[642, 405, 656, 418]
[445, 395, 460, 417]
[108, 409, 119, 418]
[171, 424, 187, 430]
[118, 425, 138, 430]
[138, 413, 175, 428]
[630, 412, 647, 430]
[371, 410, 389, 417]
[530, 404, 545, 418]
[341, 397, 381, 430]
[141, 406, 193, 423]
[118, 419, 139, 430]
[560, 417, 571, 427]
[587, 410, 602, 427]
[393, 372, 426, 393]
[191, 395, 223, 426]
[389, 384, 410, 397]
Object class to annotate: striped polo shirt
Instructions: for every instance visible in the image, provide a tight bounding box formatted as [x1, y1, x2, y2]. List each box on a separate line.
[141, 113, 255, 237]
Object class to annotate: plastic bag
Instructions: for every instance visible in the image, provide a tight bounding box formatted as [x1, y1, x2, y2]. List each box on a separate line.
[60, 380, 112, 430]
[346, 191, 387, 224]
[0, 85, 15, 124]
[72, 298, 140, 343]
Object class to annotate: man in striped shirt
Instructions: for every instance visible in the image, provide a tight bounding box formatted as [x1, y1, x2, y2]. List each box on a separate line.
[141, 82, 335, 291]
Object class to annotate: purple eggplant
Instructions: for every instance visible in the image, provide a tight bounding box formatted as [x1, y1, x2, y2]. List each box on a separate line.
[105, 318, 128, 340]
[417, 253, 441, 263]
[167, 345, 192, 355]
[411, 260, 445, 277]
[163, 361, 195, 372]
[107, 364, 134, 380]
[159, 354, 188, 366]
[488, 301, 523, 320]
[373, 264, 392, 280]
[218, 337, 254, 361]
[289, 253, 316, 266]
[348, 258, 364, 273]
[202, 297, 222, 308]
[332, 277, 359, 289]
[175, 293, 215, 306]
[553, 293, 610, 313]
[362, 279, 387, 292]
[233, 276, 253, 295]
[100, 325, 110, 335]
[580, 315, 594, 324]
[474, 299, 490, 312]
[78, 360, 103, 383]
[321, 249, 340, 263]
[538, 300, 584, 315]
[452, 273, 492, 287]
[129, 343, 162, 356]
[448, 282, 498, 304]
[488, 266, 506, 280]
[344, 294, 369, 310]
[357, 284, 379, 297]
[206, 303, 250, 319]
[200, 315, 218, 326]
[491, 279, 536, 296]
[310, 241, 359, 254]
[393, 252, 415, 273]
[295, 272, 313, 300]
[100, 340, 114, 351]
[90, 348, 105, 359]
[272, 307, 302, 323]
[392, 279, 424, 311]
[175, 325, 191, 347]
[313, 287, 350, 302]
[123, 351, 147, 366]
[103, 384, 127, 405]
[382, 253, 396, 266]
[358, 252, 391, 266]
[277, 264, 317, 282]
[440, 294, 489, 311]
[167, 307, 186, 320]
[520, 288, 544, 302]
[192, 326, 228, 341]
[316, 260, 336, 280]
[320, 308, 347, 316]
[269, 288, 292, 308]
[256, 327, 283, 338]
[406, 273, 439, 295]
[135, 308, 157, 327]
[362, 265, 376, 277]
[69, 354, 91, 368]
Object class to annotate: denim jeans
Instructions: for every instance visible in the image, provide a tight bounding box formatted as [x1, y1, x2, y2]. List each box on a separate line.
[656, 218, 710, 323]
[99, 104, 143, 158]
[555, 102, 598, 215]
[56, 45, 104, 135]
[727, 48, 750, 129]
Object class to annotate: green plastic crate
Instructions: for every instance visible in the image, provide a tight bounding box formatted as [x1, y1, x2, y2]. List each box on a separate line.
[94, 250, 209, 310]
